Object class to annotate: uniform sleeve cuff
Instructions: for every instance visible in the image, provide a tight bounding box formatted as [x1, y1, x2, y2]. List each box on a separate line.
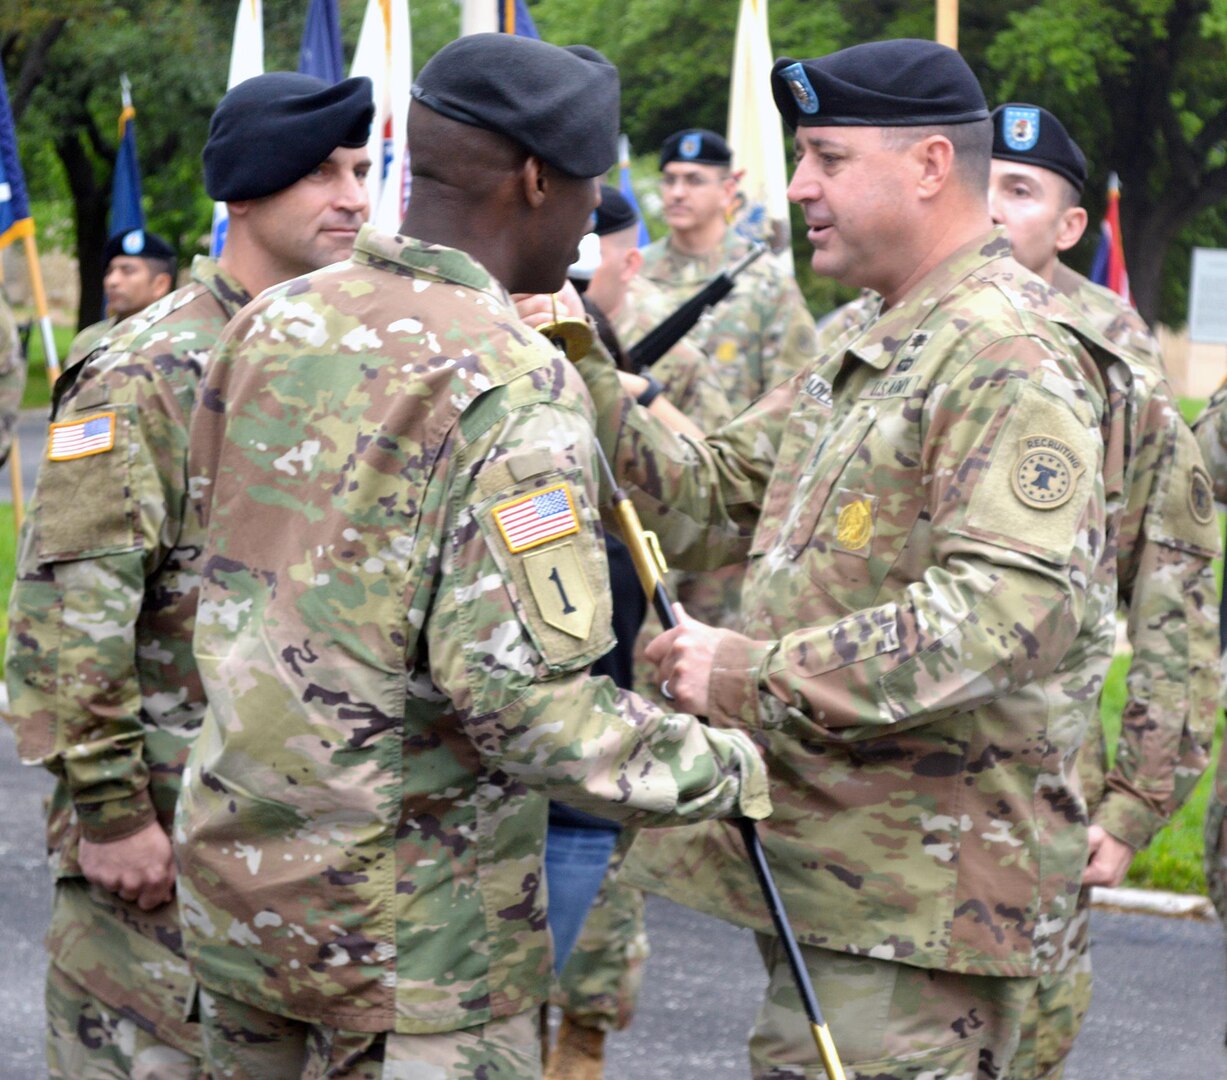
[707, 633, 775, 729]
[1092, 791, 1161, 853]
[76, 789, 158, 843]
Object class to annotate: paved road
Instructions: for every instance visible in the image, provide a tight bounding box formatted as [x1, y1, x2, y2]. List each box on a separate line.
[0, 712, 1221, 1076]
[1, 409, 46, 505]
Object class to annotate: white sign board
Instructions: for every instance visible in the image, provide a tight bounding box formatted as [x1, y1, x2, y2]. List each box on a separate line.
[1188, 247, 1227, 343]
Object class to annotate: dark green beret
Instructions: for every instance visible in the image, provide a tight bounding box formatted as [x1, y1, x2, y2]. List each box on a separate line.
[102, 229, 175, 267]
[771, 40, 989, 130]
[659, 129, 732, 168]
[991, 103, 1087, 194]
[411, 34, 619, 179]
[594, 185, 638, 236]
[203, 72, 374, 201]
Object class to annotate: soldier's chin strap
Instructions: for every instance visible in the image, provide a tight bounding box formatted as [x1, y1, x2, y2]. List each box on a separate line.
[538, 309, 848, 1080]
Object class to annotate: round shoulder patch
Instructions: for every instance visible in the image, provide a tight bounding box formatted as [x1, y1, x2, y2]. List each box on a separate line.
[1011, 435, 1086, 510]
[1189, 465, 1216, 525]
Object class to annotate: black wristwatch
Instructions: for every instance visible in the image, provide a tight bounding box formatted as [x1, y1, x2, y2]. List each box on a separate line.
[636, 374, 664, 408]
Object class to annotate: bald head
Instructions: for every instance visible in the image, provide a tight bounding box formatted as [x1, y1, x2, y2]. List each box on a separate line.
[407, 104, 528, 205]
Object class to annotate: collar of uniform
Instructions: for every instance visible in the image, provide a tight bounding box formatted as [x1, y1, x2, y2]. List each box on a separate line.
[190, 254, 254, 320]
[847, 227, 1013, 371]
[1049, 260, 1083, 300]
[654, 227, 752, 282]
[353, 224, 505, 300]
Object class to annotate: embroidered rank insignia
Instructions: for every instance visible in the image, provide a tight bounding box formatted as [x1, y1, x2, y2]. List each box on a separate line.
[493, 482, 581, 553]
[47, 412, 116, 461]
[1011, 435, 1085, 510]
[1003, 106, 1040, 152]
[778, 62, 820, 115]
[1190, 465, 1215, 525]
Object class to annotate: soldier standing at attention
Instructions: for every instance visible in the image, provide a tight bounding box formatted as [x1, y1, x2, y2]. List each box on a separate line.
[3, 71, 374, 1078]
[175, 34, 769, 1080]
[987, 102, 1220, 1078]
[630, 127, 816, 405]
[64, 229, 177, 367]
[525, 39, 1125, 1078]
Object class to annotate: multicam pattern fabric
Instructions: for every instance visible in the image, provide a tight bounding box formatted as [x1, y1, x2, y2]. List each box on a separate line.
[629, 229, 818, 405]
[3, 255, 251, 1048]
[589, 230, 1119, 977]
[1193, 386, 1227, 928]
[175, 224, 770, 1037]
[0, 291, 23, 467]
[64, 315, 117, 371]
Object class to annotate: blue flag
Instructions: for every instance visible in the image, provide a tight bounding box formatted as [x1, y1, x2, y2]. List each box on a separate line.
[617, 135, 650, 248]
[499, 0, 540, 38]
[0, 68, 33, 250]
[299, 0, 343, 83]
[110, 77, 145, 239]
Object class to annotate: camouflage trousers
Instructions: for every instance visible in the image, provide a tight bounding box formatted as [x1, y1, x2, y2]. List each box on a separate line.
[46, 964, 200, 1079]
[1005, 901, 1093, 1080]
[750, 935, 1038, 1080]
[552, 873, 648, 1031]
[1206, 789, 1227, 928]
[199, 988, 541, 1079]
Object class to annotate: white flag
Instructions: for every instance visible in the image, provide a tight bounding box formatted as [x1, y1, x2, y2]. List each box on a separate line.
[351, 0, 413, 233]
[210, 0, 264, 256]
[727, 0, 792, 273]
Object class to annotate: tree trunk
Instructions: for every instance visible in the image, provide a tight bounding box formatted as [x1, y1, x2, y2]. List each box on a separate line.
[54, 133, 108, 332]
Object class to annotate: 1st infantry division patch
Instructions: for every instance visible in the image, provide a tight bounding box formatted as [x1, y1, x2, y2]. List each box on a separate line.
[1011, 434, 1085, 510]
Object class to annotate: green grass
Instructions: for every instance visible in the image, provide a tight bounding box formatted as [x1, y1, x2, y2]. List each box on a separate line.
[17, 320, 74, 411]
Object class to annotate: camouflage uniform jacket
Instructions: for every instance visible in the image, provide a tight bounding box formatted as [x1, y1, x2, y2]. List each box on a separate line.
[65, 315, 118, 370]
[596, 231, 1118, 977]
[176, 225, 769, 1035]
[0, 290, 23, 467]
[2, 255, 251, 1034]
[1053, 263, 1219, 851]
[633, 228, 817, 403]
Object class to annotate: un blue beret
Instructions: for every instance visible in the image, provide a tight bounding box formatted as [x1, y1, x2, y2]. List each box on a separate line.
[659, 129, 732, 168]
[771, 40, 989, 130]
[411, 34, 619, 179]
[991, 104, 1087, 194]
[203, 72, 374, 201]
[102, 229, 175, 266]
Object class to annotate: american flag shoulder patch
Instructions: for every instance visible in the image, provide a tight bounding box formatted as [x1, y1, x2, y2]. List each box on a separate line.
[493, 482, 581, 554]
[47, 412, 117, 461]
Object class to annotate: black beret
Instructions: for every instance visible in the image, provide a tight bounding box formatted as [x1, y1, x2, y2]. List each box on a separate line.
[102, 229, 175, 267]
[991, 103, 1087, 194]
[771, 40, 989, 130]
[411, 34, 619, 178]
[203, 72, 374, 201]
[594, 185, 638, 236]
[659, 129, 732, 169]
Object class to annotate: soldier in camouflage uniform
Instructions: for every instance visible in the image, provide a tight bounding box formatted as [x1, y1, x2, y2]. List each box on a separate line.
[3, 72, 375, 1079]
[1193, 391, 1227, 1036]
[0, 286, 22, 467]
[530, 40, 1141, 1078]
[174, 35, 769, 1080]
[988, 103, 1220, 1079]
[64, 230, 177, 369]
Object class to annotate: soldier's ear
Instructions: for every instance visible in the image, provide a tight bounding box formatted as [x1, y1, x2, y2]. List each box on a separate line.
[521, 155, 548, 209]
[1055, 206, 1087, 254]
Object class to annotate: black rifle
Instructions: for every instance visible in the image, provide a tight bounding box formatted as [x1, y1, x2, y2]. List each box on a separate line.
[627, 244, 767, 371]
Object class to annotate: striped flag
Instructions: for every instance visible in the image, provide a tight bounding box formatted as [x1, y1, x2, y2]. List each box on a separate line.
[493, 483, 580, 553]
[1090, 172, 1130, 303]
[618, 135, 650, 248]
[351, 0, 412, 233]
[726, 0, 792, 272]
[499, 0, 541, 37]
[210, 0, 265, 256]
[0, 69, 33, 250]
[299, 0, 344, 84]
[48, 413, 116, 461]
[110, 76, 145, 242]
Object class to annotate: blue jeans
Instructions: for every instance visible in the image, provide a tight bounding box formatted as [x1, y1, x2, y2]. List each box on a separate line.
[544, 823, 620, 973]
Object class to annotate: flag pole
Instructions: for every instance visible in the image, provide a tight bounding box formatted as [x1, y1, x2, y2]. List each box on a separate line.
[936, 0, 958, 48]
[22, 232, 59, 386]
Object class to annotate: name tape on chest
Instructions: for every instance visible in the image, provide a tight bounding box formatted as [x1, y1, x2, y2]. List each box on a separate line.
[47, 412, 116, 461]
[1011, 435, 1085, 510]
[803, 373, 833, 409]
[493, 482, 581, 554]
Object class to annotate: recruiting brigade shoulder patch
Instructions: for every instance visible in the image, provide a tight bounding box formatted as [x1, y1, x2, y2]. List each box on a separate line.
[1011, 434, 1085, 510]
[493, 482, 581, 553]
[1190, 465, 1215, 525]
[47, 412, 116, 461]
